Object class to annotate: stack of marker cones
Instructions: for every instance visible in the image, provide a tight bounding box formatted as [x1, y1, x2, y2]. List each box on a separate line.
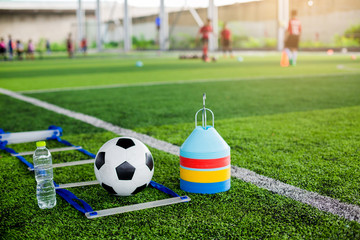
[280, 50, 289, 67]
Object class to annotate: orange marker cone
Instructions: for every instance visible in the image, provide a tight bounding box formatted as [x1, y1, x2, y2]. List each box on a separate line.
[280, 51, 289, 67]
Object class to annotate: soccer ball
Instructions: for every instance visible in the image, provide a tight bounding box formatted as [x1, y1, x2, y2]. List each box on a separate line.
[135, 61, 143, 67]
[94, 137, 154, 196]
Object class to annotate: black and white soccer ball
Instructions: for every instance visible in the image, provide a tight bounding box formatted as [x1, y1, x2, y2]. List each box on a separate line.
[94, 137, 154, 196]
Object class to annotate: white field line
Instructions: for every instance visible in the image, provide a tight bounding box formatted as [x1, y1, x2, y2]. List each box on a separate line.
[336, 64, 360, 71]
[18, 72, 360, 94]
[0, 88, 179, 155]
[231, 167, 360, 223]
[1, 87, 360, 223]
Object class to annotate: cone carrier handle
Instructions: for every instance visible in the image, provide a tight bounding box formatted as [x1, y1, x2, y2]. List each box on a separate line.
[195, 93, 214, 128]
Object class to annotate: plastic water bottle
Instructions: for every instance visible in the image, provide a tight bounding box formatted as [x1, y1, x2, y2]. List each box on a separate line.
[33, 141, 56, 209]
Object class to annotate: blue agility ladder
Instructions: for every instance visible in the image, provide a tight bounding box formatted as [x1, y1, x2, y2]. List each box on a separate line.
[0, 126, 190, 219]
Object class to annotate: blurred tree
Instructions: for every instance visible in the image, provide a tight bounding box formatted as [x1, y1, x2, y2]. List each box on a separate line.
[344, 24, 360, 44]
[36, 38, 46, 59]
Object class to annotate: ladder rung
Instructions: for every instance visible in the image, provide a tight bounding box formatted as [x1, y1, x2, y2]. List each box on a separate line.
[11, 146, 82, 156]
[85, 196, 191, 219]
[53, 159, 94, 168]
[55, 180, 99, 189]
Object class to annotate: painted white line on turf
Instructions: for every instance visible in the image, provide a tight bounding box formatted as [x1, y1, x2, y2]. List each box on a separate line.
[0, 88, 179, 155]
[18, 72, 360, 94]
[231, 166, 360, 223]
[1, 87, 360, 223]
[336, 64, 360, 71]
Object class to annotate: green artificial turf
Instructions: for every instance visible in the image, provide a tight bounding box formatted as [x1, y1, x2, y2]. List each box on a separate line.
[0, 54, 359, 91]
[1, 132, 359, 239]
[135, 106, 360, 206]
[1, 54, 360, 238]
[28, 73, 360, 129]
[0, 94, 103, 134]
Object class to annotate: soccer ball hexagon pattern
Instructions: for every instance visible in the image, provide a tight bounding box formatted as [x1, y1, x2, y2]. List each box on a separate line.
[94, 137, 154, 196]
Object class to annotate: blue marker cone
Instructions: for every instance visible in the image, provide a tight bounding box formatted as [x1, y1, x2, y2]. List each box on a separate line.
[179, 93, 231, 194]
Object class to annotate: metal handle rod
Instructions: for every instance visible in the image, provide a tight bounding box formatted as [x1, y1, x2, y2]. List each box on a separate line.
[85, 196, 191, 219]
[53, 159, 95, 168]
[195, 108, 214, 128]
[202, 93, 206, 128]
[55, 180, 99, 189]
[11, 146, 82, 157]
[0, 129, 61, 145]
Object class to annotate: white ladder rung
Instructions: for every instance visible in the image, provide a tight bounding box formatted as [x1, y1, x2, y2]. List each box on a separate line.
[85, 196, 191, 219]
[55, 180, 99, 189]
[53, 159, 94, 168]
[11, 146, 82, 156]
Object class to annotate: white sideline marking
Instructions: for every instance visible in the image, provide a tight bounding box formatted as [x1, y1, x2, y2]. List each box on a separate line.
[1, 87, 359, 223]
[0, 88, 179, 155]
[18, 72, 360, 94]
[231, 166, 360, 223]
[336, 64, 359, 71]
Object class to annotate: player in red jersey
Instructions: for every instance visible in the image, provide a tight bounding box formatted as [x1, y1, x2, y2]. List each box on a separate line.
[197, 19, 213, 61]
[285, 10, 302, 66]
[80, 37, 87, 55]
[220, 22, 233, 58]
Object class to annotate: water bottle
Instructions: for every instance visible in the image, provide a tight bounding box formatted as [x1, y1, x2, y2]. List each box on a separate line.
[33, 141, 56, 209]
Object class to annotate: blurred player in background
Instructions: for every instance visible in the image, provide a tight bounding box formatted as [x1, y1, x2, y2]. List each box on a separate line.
[0, 37, 6, 60]
[8, 35, 13, 60]
[46, 39, 51, 54]
[67, 33, 74, 58]
[197, 19, 213, 62]
[220, 22, 233, 58]
[80, 37, 87, 55]
[26, 39, 35, 60]
[155, 16, 161, 46]
[284, 10, 302, 66]
[16, 40, 24, 60]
